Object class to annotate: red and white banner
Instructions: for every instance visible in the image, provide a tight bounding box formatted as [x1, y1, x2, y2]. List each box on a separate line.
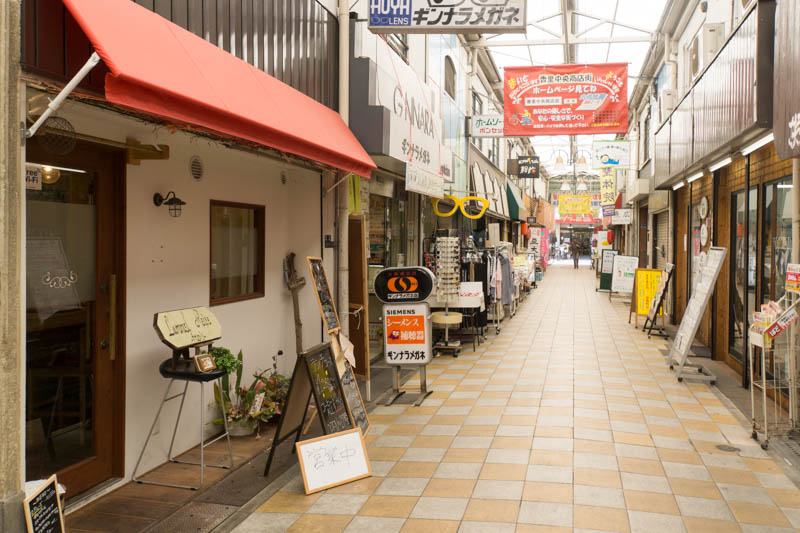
[503, 63, 628, 136]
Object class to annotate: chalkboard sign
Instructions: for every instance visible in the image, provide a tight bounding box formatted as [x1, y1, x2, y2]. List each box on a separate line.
[307, 257, 340, 333]
[340, 361, 369, 435]
[24, 475, 64, 533]
[264, 343, 354, 476]
[306, 344, 352, 434]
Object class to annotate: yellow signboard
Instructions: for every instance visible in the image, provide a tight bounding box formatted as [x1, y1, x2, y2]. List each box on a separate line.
[599, 167, 615, 208]
[635, 269, 663, 317]
[559, 195, 592, 215]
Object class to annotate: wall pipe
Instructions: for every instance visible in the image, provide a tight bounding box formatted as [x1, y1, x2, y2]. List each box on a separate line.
[336, 0, 350, 336]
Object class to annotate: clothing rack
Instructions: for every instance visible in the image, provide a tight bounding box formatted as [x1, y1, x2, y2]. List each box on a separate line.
[482, 242, 513, 334]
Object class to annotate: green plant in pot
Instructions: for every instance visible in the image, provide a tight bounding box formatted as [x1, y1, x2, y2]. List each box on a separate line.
[212, 347, 289, 437]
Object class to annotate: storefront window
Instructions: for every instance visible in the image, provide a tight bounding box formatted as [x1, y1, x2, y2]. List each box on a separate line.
[368, 187, 408, 268]
[762, 177, 793, 303]
[729, 188, 757, 360]
[210, 201, 265, 305]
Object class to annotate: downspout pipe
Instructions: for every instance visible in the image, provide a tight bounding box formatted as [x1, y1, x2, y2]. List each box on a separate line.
[337, 0, 350, 335]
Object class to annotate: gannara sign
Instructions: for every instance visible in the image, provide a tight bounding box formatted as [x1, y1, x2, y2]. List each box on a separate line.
[368, 0, 526, 34]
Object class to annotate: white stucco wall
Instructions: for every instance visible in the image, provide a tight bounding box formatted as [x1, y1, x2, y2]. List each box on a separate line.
[48, 95, 333, 478]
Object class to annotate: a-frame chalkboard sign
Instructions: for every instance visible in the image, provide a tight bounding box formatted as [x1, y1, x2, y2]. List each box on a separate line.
[264, 343, 354, 476]
[643, 264, 674, 338]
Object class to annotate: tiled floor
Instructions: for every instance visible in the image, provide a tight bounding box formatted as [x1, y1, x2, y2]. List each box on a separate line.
[231, 264, 800, 533]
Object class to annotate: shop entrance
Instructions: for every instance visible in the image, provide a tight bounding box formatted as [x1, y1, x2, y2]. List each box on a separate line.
[25, 139, 125, 497]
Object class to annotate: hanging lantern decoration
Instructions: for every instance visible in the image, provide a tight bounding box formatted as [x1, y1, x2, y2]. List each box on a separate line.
[607, 230, 615, 244]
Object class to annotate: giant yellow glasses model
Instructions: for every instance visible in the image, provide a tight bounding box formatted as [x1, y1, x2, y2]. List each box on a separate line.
[431, 194, 490, 220]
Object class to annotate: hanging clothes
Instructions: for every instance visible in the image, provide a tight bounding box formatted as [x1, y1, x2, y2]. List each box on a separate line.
[499, 253, 513, 306]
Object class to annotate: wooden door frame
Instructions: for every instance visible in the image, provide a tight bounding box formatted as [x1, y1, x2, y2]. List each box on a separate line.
[24, 138, 126, 496]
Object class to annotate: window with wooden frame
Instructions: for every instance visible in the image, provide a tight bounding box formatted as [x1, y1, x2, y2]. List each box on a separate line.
[210, 200, 265, 305]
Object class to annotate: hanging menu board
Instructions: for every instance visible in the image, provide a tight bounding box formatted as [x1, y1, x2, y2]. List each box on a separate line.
[611, 255, 638, 294]
[668, 247, 727, 377]
[24, 475, 64, 533]
[307, 257, 340, 334]
[339, 361, 369, 436]
[598, 249, 618, 291]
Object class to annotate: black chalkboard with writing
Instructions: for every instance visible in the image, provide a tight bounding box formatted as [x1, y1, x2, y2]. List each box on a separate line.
[305, 344, 352, 435]
[307, 257, 340, 333]
[340, 361, 369, 436]
[24, 476, 64, 533]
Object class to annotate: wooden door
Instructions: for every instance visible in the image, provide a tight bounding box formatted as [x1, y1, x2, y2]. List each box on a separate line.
[25, 139, 125, 497]
[348, 216, 370, 382]
[639, 205, 648, 267]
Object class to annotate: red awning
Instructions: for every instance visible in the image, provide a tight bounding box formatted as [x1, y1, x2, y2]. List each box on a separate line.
[61, 0, 375, 178]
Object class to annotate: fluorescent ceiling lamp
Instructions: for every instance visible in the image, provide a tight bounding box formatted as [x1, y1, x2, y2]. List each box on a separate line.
[25, 162, 87, 174]
[672, 181, 686, 191]
[560, 180, 571, 191]
[778, 184, 794, 189]
[686, 172, 703, 183]
[742, 133, 774, 156]
[709, 157, 732, 172]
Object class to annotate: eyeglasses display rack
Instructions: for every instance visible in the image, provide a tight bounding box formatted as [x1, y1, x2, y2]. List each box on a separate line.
[432, 236, 462, 357]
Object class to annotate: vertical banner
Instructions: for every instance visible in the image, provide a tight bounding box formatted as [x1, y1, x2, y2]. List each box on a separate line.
[599, 168, 616, 217]
[503, 63, 628, 137]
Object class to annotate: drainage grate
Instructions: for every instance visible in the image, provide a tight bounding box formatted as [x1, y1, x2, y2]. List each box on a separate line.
[716, 444, 741, 453]
[782, 432, 800, 460]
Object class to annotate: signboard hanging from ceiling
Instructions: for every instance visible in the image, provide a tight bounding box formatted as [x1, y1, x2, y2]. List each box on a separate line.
[517, 156, 540, 179]
[503, 63, 628, 137]
[368, 0, 526, 34]
[592, 140, 631, 169]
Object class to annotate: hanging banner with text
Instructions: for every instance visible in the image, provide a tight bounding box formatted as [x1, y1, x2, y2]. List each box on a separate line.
[592, 140, 631, 169]
[503, 63, 628, 137]
[599, 167, 616, 217]
[558, 195, 592, 216]
[368, 0, 526, 34]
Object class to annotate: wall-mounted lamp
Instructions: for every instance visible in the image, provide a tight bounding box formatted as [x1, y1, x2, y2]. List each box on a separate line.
[153, 191, 186, 217]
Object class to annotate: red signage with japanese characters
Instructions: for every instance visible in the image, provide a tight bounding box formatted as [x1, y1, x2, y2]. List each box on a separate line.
[503, 63, 628, 136]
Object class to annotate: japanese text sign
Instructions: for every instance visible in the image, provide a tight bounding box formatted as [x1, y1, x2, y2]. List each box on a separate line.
[599, 167, 616, 216]
[517, 156, 540, 179]
[384, 302, 432, 365]
[503, 63, 628, 136]
[470, 115, 504, 137]
[368, 0, 525, 34]
[592, 140, 631, 169]
[635, 269, 663, 317]
[558, 195, 591, 216]
[612, 208, 632, 225]
[787, 264, 800, 293]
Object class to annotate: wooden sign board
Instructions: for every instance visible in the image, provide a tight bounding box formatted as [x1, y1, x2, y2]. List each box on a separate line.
[153, 307, 221, 350]
[340, 361, 369, 436]
[628, 269, 663, 327]
[307, 257, 340, 334]
[24, 475, 64, 533]
[265, 343, 354, 476]
[296, 428, 371, 494]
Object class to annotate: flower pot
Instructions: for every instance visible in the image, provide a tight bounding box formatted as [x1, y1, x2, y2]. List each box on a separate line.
[227, 420, 255, 437]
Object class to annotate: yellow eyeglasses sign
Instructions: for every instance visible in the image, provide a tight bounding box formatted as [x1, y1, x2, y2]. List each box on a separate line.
[432, 194, 490, 220]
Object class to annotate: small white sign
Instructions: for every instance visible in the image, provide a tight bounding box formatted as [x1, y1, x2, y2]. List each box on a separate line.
[470, 115, 504, 137]
[26, 165, 42, 190]
[611, 208, 632, 225]
[406, 162, 444, 199]
[296, 429, 371, 494]
[611, 255, 638, 294]
[593, 140, 631, 169]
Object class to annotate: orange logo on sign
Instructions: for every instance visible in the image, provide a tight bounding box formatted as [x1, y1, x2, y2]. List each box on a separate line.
[385, 316, 425, 344]
[387, 276, 419, 293]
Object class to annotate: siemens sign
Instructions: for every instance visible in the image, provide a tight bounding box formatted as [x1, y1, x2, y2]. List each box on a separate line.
[370, 0, 411, 27]
[369, 0, 525, 34]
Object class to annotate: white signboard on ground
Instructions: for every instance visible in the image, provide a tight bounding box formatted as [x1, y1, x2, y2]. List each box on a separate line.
[592, 140, 631, 169]
[611, 255, 638, 293]
[612, 209, 633, 225]
[296, 429, 371, 494]
[368, 0, 526, 34]
[601, 249, 618, 275]
[470, 115, 504, 137]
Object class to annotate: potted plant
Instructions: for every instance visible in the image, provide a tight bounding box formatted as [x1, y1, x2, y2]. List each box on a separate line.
[211, 347, 289, 437]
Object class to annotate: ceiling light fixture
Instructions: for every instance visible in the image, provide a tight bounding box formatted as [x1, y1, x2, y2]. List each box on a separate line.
[672, 181, 686, 191]
[686, 172, 704, 184]
[742, 133, 774, 156]
[709, 157, 732, 172]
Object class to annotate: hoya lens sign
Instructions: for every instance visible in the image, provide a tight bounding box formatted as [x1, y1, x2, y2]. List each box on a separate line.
[368, 0, 526, 34]
[373, 267, 435, 303]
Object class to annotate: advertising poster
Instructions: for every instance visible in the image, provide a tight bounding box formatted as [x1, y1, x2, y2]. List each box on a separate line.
[635, 269, 663, 317]
[383, 302, 431, 365]
[503, 63, 628, 136]
[369, 0, 526, 34]
[558, 195, 592, 216]
[611, 255, 638, 294]
[787, 264, 800, 293]
[470, 115, 504, 137]
[599, 167, 616, 216]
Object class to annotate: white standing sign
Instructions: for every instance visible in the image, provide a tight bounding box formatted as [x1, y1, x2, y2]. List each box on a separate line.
[384, 302, 432, 365]
[296, 429, 371, 494]
[611, 255, 638, 293]
[601, 249, 618, 275]
[470, 115, 504, 137]
[368, 0, 526, 34]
